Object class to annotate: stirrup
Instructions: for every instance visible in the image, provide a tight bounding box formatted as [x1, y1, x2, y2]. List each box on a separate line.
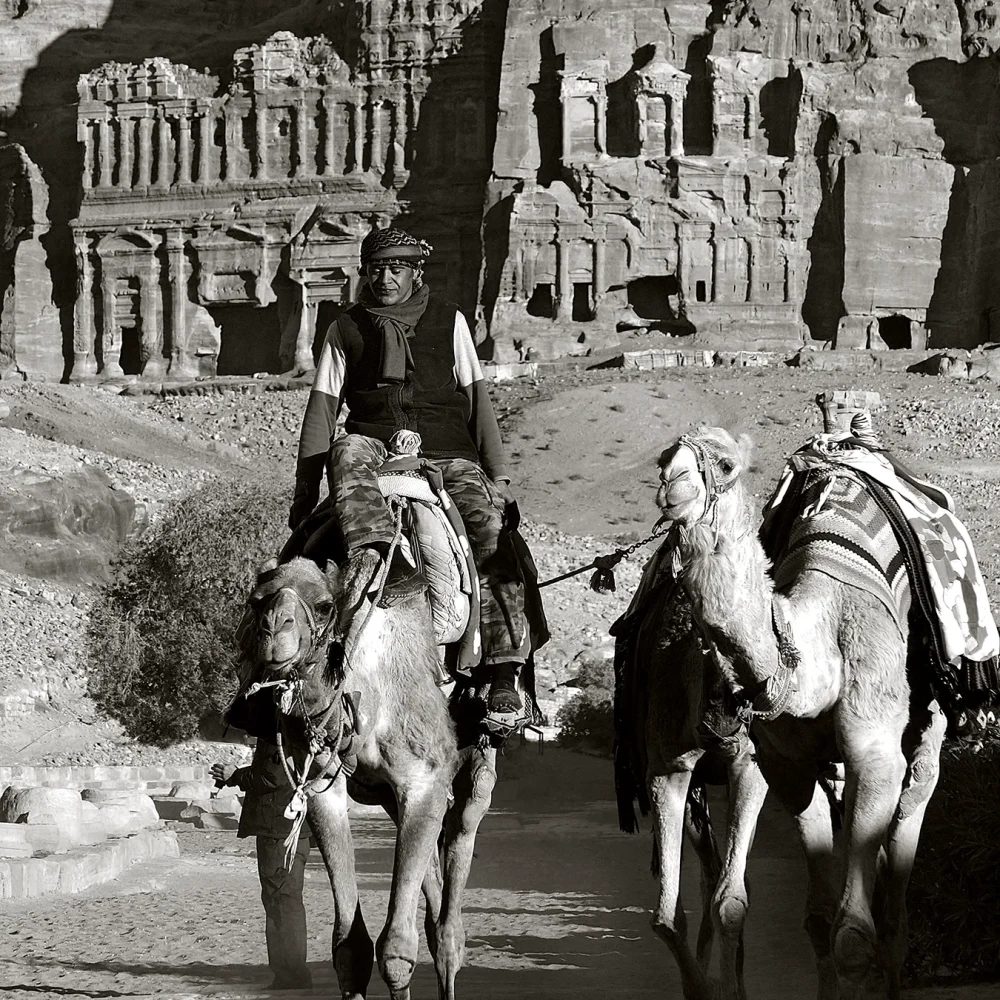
[481, 706, 529, 741]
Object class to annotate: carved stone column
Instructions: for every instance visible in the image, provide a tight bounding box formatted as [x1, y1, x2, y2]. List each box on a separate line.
[293, 275, 314, 373]
[255, 102, 269, 179]
[561, 100, 571, 164]
[177, 114, 192, 184]
[156, 115, 172, 188]
[370, 101, 383, 173]
[555, 238, 570, 320]
[79, 119, 94, 190]
[137, 114, 153, 187]
[595, 96, 607, 154]
[669, 94, 685, 157]
[198, 109, 213, 183]
[322, 98, 336, 176]
[352, 102, 364, 172]
[295, 97, 309, 178]
[523, 245, 536, 300]
[100, 273, 124, 379]
[117, 116, 133, 190]
[166, 229, 193, 377]
[593, 237, 606, 300]
[98, 117, 113, 188]
[71, 237, 98, 381]
[139, 265, 165, 378]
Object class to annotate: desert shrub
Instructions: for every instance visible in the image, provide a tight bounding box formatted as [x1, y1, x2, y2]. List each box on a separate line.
[556, 653, 615, 754]
[905, 731, 1000, 983]
[87, 474, 291, 745]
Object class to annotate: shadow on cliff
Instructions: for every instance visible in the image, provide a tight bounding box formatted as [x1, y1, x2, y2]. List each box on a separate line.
[908, 55, 1000, 349]
[1, 0, 343, 375]
[801, 115, 848, 343]
[394, 0, 511, 323]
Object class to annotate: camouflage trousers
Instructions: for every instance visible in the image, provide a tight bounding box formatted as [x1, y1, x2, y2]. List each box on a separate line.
[328, 433, 527, 666]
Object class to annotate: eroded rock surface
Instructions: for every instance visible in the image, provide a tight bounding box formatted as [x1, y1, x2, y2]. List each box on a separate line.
[0, 464, 136, 584]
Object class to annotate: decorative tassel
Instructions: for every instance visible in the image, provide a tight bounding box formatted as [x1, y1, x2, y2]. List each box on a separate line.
[590, 554, 621, 594]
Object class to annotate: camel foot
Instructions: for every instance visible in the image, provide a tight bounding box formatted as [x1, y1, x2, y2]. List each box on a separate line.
[381, 954, 416, 1000]
[833, 918, 877, 986]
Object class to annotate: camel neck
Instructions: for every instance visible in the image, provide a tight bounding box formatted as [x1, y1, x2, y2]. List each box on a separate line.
[676, 501, 782, 692]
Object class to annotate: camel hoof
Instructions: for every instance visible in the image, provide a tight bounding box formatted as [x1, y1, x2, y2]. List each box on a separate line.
[833, 920, 877, 984]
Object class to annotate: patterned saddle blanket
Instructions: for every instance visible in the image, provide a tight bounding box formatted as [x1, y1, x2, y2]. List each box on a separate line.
[761, 436, 1000, 709]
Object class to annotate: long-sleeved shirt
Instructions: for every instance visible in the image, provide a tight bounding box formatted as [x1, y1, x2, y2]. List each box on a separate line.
[294, 295, 510, 506]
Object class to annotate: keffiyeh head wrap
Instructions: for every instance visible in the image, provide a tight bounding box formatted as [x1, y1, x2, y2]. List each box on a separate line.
[360, 227, 433, 269]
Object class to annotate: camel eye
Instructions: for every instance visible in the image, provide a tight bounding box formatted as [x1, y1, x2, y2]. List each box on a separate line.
[719, 459, 735, 475]
[315, 599, 335, 617]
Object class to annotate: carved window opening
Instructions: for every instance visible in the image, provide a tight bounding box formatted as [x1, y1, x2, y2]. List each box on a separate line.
[572, 283, 593, 321]
[212, 303, 283, 376]
[627, 276, 679, 321]
[526, 283, 555, 318]
[695, 279, 708, 303]
[878, 315, 911, 350]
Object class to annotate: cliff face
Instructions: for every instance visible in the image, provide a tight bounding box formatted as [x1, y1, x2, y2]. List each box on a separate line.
[485, 0, 1000, 360]
[0, 0, 998, 376]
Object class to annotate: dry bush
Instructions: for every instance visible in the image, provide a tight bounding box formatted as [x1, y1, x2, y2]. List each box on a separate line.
[556, 654, 615, 754]
[904, 731, 1000, 983]
[87, 474, 290, 745]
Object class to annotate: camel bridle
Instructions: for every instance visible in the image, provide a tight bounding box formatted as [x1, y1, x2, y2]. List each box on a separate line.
[675, 434, 740, 527]
[667, 435, 800, 725]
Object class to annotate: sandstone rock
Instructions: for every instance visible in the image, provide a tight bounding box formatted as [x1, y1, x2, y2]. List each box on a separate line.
[0, 786, 82, 826]
[0, 399, 9, 420]
[0, 464, 136, 585]
[168, 781, 219, 800]
[80, 789, 160, 831]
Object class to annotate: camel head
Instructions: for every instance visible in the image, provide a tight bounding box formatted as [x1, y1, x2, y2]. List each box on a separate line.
[243, 556, 338, 676]
[656, 427, 753, 528]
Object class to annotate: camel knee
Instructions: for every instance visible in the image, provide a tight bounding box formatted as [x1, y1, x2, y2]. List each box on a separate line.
[713, 889, 748, 941]
[832, 913, 877, 984]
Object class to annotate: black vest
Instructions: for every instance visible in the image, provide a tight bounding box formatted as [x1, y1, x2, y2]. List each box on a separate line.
[339, 295, 480, 464]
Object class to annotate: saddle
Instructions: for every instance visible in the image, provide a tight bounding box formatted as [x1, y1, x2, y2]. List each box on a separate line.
[374, 453, 482, 676]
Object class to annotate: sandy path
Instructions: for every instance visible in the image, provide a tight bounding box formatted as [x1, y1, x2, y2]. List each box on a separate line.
[0, 744, 993, 1000]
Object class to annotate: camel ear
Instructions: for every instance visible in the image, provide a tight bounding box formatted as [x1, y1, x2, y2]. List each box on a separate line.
[736, 434, 754, 467]
[257, 556, 279, 577]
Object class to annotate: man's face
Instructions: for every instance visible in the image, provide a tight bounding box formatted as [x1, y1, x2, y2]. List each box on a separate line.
[366, 263, 416, 306]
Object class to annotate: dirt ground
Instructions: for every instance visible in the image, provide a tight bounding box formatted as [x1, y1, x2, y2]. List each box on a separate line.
[0, 743, 996, 1000]
[2, 361, 1000, 996]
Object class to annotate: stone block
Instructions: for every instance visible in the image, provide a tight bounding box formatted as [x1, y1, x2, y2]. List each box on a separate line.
[0, 824, 33, 858]
[151, 797, 189, 821]
[169, 780, 217, 800]
[195, 813, 240, 832]
[81, 788, 160, 829]
[0, 786, 82, 826]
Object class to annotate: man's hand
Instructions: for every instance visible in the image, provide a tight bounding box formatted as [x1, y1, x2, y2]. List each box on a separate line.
[288, 492, 316, 531]
[495, 479, 516, 508]
[210, 762, 238, 788]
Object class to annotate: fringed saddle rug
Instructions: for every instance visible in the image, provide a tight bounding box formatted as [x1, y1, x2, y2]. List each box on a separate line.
[762, 436, 1000, 719]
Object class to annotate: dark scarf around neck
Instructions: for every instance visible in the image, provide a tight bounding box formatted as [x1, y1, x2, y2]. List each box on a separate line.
[359, 283, 431, 383]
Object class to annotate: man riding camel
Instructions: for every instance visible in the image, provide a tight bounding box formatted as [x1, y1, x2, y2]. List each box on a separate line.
[288, 226, 529, 720]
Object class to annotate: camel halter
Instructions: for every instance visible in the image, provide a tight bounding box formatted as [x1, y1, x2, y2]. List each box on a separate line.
[668, 436, 801, 724]
[676, 434, 740, 530]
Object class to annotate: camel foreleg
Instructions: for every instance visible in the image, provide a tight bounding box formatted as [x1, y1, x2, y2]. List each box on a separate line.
[832, 721, 907, 999]
[434, 744, 498, 1000]
[712, 746, 769, 1000]
[879, 702, 946, 1000]
[376, 768, 452, 1000]
[309, 775, 374, 1000]
[757, 736, 839, 1000]
[649, 765, 715, 1000]
[683, 782, 721, 973]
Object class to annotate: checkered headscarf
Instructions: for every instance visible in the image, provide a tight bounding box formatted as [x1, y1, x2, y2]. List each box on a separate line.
[359, 227, 433, 269]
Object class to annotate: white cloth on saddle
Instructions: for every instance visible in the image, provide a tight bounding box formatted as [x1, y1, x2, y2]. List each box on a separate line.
[765, 435, 999, 664]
